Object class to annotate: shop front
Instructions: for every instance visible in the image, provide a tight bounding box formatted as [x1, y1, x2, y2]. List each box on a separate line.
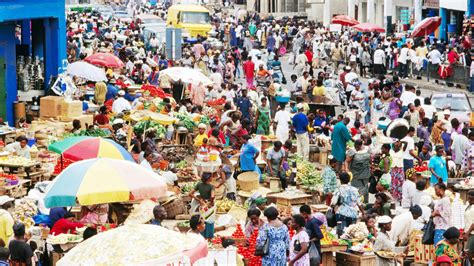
[0, 0, 66, 126]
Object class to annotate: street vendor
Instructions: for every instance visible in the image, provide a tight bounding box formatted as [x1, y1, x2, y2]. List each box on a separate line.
[189, 172, 215, 213]
[50, 212, 87, 236]
[245, 208, 263, 238]
[322, 157, 338, 206]
[5, 136, 31, 159]
[79, 204, 109, 225]
[150, 205, 167, 226]
[266, 141, 287, 190]
[390, 205, 423, 246]
[194, 123, 209, 148]
[374, 216, 406, 266]
[0, 196, 14, 245]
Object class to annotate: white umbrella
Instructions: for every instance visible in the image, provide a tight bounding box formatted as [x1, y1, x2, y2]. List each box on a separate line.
[160, 67, 213, 86]
[66, 61, 107, 82]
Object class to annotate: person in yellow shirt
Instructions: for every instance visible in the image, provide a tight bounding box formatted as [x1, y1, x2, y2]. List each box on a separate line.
[416, 41, 429, 58]
[312, 79, 326, 103]
[194, 123, 208, 147]
[0, 196, 14, 245]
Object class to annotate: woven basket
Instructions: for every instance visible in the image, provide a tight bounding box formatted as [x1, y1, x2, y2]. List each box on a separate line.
[162, 198, 186, 219]
[237, 172, 259, 191]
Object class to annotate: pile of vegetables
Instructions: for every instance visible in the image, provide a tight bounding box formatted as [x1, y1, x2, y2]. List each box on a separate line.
[175, 160, 187, 169]
[180, 182, 196, 193]
[175, 113, 195, 131]
[141, 84, 170, 98]
[133, 120, 166, 138]
[64, 129, 108, 138]
[207, 98, 225, 106]
[216, 198, 236, 213]
[289, 156, 323, 190]
[199, 116, 211, 125]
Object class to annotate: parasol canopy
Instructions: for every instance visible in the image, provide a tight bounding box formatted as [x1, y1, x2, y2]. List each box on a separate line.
[48, 137, 134, 162]
[44, 158, 167, 207]
[331, 15, 359, 26]
[160, 67, 213, 86]
[353, 23, 386, 33]
[57, 224, 208, 265]
[84, 52, 125, 68]
[411, 17, 442, 37]
[66, 61, 107, 82]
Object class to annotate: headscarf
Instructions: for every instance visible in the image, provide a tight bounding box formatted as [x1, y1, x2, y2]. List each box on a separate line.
[254, 197, 267, 206]
[405, 168, 416, 179]
[379, 178, 390, 190]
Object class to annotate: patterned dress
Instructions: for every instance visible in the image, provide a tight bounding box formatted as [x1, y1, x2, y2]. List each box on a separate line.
[289, 230, 310, 266]
[257, 223, 290, 266]
[390, 149, 404, 202]
[435, 240, 461, 266]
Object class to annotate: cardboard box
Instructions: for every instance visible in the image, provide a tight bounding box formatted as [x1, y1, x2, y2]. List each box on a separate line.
[61, 101, 82, 119]
[75, 114, 94, 129]
[39, 96, 64, 118]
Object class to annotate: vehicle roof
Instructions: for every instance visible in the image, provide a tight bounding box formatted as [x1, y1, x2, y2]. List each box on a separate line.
[432, 93, 467, 98]
[167, 4, 210, 12]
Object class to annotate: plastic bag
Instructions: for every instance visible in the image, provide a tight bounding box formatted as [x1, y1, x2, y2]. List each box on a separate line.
[422, 217, 435, 245]
[308, 242, 321, 266]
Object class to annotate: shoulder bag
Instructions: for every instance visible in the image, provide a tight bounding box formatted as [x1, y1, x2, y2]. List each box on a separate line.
[254, 229, 270, 256]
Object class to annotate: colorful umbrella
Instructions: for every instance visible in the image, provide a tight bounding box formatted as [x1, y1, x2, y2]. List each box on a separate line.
[411, 17, 442, 37]
[48, 137, 134, 162]
[57, 224, 208, 265]
[44, 158, 167, 207]
[353, 23, 386, 33]
[331, 15, 359, 26]
[66, 61, 107, 81]
[84, 52, 125, 68]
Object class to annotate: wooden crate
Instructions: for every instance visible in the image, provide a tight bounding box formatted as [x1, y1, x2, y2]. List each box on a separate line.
[335, 251, 376, 266]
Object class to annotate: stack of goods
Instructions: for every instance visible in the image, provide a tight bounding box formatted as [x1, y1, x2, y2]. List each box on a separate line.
[133, 120, 166, 138]
[12, 198, 37, 229]
[202, 106, 219, 123]
[0, 156, 36, 167]
[341, 222, 369, 241]
[414, 164, 430, 177]
[0, 173, 19, 186]
[175, 113, 196, 131]
[289, 156, 322, 190]
[63, 128, 109, 138]
[161, 146, 188, 163]
[321, 225, 347, 246]
[231, 224, 245, 245]
[53, 158, 74, 175]
[180, 182, 197, 194]
[216, 198, 236, 213]
[141, 84, 170, 98]
[209, 236, 222, 248]
[124, 200, 157, 225]
[314, 135, 331, 150]
[206, 98, 225, 109]
[237, 228, 262, 266]
[350, 239, 374, 254]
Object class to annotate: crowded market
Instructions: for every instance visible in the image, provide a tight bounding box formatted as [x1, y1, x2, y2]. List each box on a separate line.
[0, 0, 473, 265]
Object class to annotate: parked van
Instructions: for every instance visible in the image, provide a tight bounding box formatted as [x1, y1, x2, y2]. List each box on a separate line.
[166, 4, 212, 38]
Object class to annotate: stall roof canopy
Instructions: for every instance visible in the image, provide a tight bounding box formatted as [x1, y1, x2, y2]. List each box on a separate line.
[0, 0, 65, 22]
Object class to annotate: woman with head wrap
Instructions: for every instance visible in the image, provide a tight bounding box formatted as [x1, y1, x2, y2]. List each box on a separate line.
[435, 227, 462, 266]
[376, 177, 393, 202]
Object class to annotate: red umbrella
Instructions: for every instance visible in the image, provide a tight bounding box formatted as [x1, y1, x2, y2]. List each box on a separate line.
[353, 23, 385, 33]
[84, 52, 125, 68]
[331, 15, 359, 26]
[411, 17, 442, 37]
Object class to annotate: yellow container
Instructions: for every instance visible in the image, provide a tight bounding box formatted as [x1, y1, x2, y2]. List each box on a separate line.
[209, 151, 219, 161]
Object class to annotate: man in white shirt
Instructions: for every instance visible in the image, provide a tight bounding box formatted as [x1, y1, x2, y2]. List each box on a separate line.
[401, 127, 421, 172]
[427, 47, 442, 65]
[421, 97, 436, 119]
[373, 46, 386, 75]
[5, 136, 30, 159]
[401, 169, 417, 208]
[398, 44, 409, 78]
[390, 205, 423, 246]
[209, 68, 223, 91]
[400, 85, 417, 107]
[452, 128, 470, 166]
[112, 90, 131, 114]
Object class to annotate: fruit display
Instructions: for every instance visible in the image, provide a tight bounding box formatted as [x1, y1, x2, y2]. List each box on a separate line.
[207, 98, 226, 106]
[216, 198, 236, 213]
[47, 233, 83, 245]
[236, 227, 262, 266]
[0, 156, 36, 167]
[141, 84, 170, 98]
[53, 158, 74, 175]
[0, 173, 18, 186]
[350, 238, 374, 253]
[180, 182, 196, 194]
[288, 156, 323, 190]
[341, 222, 369, 240]
[133, 120, 166, 138]
[12, 198, 37, 229]
[231, 223, 245, 240]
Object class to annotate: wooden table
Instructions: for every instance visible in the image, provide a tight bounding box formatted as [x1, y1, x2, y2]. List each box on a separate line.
[321, 245, 347, 266]
[266, 191, 312, 206]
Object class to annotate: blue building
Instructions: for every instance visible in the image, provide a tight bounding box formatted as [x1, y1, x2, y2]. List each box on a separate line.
[0, 0, 66, 125]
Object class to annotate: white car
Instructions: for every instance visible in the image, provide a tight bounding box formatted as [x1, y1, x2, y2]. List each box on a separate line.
[431, 93, 473, 125]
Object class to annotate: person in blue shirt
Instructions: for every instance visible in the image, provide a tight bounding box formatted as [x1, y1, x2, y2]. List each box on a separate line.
[429, 145, 448, 185]
[105, 80, 119, 101]
[150, 205, 167, 226]
[123, 89, 136, 102]
[300, 204, 324, 256]
[292, 104, 309, 160]
[313, 109, 328, 133]
[236, 89, 252, 121]
[239, 135, 260, 172]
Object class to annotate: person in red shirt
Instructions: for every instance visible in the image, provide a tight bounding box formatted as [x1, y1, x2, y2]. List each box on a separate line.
[243, 56, 255, 88]
[447, 47, 459, 65]
[305, 47, 314, 76]
[50, 213, 86, 236]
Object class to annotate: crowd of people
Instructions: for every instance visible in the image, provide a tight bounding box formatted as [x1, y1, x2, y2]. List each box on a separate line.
[1, 2, 472, 266]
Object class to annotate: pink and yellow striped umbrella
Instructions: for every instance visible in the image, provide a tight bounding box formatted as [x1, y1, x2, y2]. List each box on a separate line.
[44, 158, 167, 207]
